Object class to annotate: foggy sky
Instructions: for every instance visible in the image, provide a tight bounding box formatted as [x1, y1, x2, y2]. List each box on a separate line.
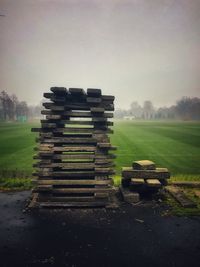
[0, 0, 200, 109]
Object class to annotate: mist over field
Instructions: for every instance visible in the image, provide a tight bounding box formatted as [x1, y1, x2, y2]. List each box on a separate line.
[0, 0, 200, 109]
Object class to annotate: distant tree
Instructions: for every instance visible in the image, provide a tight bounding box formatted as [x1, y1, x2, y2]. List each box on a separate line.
[143, 100, 155, 120]
[16, 101, 29, 117]
[114, 108, 130, 119]
[28, 103, 42, 119]
[0, 91, 11, 120]
[175, 97, 200, 120]
[130, 101, 143, 118]
[0, 90, 43, 122]
[10, 94, 18, 120]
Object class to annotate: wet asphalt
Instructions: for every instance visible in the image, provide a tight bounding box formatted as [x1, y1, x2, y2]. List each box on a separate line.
[0, 191, 200, 267]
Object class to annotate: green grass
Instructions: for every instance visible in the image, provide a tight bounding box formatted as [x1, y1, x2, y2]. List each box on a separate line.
[0, 121, 200, 187]
[111, 120, 200, 181]
[0, 122, 38, 178]
[0, 177, 32, 191]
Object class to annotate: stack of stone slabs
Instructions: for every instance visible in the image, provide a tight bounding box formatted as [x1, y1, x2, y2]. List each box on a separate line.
[122, 160, 170, 191]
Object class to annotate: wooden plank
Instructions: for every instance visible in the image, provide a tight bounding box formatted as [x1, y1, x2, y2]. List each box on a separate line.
[41, 103, 114, 112]
[166, 186, 197, 208]
[53, 146, 96, 152]
[50, 96, 66, 102]
[53, 128, 113, 134]
[131, 178, 145, 185]
[64, 103, 90, 110]
[50, 87, 67, 94]
[33, 156, 52, 163]
[42, 103, 65, 111]
[92, 133, 109, 141]
[37, 196, 101, 202]
[62, 111, 113, 118]
[52, 154, 115, 160]
[90, 107, 105, 113]
[37, 152, 53, 156]
[35, 185, 52, 191]
[86, 97, 102, 103]
[122, 167, 170, 179]
[87, 88, 102, 96]
[36, 171, 95, 177]
[46, 115, 61, 120]
[39, 132, 53, 138]
[41, 110, 52, 115]
[95, 167, 115, 174]
[41, 123, 57, 128]
[169, 181, 200, 188]
[63, 103, 114, 111]
[34, 146, 53, 152]
[34, 160, 95, 166]
[43, 92, 53, 99]
[38, 137, 97, 144]
[52, 188, 112, 193]
[38, 163, 95, 169]
[132, 160, 156, 170]
[60, 133, 93, 137]
[69, 88, 85, 95]
[39, 202, 106, 208]
[34, 187, 111, 194]
[53, 154, 95, 160]
[94, 192, 109, 198]
[146, 179, 161, 187]
[37, 143, 54, 148]
[60, 120, 113, 126]
[102, 95, 115, 101]
[92, 117, 108, 122]
[97, 143, 117, 149]
[96, 162, 115, 167]
[31, 128, 52, 133]
[41, 110, 61, 115]
[37, 179, 111, 185]
[95, 159, 113, 164]
[39, 137, 96, 145]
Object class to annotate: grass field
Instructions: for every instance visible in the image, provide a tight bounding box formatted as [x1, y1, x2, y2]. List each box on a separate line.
[0, 121, 200, 184]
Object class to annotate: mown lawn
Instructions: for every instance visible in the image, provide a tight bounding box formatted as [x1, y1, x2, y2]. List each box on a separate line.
[0, 122, 38, 178]
[0, 121, 200, 184]
[111, 120, 200, 183]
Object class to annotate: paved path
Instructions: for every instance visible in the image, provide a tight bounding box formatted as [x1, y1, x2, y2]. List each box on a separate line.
[0, 191, 200, 267]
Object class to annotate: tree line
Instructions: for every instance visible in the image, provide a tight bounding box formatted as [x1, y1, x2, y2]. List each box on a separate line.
[0, 90, 41, 121]
[115, 97, 200, 120]
[1, 90, 199, 121]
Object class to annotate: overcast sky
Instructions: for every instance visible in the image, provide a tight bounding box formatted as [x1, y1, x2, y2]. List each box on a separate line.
[0, 0, 200, 108]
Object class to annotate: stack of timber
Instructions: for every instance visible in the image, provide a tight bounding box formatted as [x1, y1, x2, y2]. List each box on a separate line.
[120, 160, 170, 203]
[31, 87, 116, 208]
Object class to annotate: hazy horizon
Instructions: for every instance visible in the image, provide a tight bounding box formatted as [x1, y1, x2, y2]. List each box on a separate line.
[0, 0, 200, 109]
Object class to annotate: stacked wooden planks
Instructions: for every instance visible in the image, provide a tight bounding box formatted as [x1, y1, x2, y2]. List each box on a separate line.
[121, 160, 170, 193]
[31, 87, 116, 208]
